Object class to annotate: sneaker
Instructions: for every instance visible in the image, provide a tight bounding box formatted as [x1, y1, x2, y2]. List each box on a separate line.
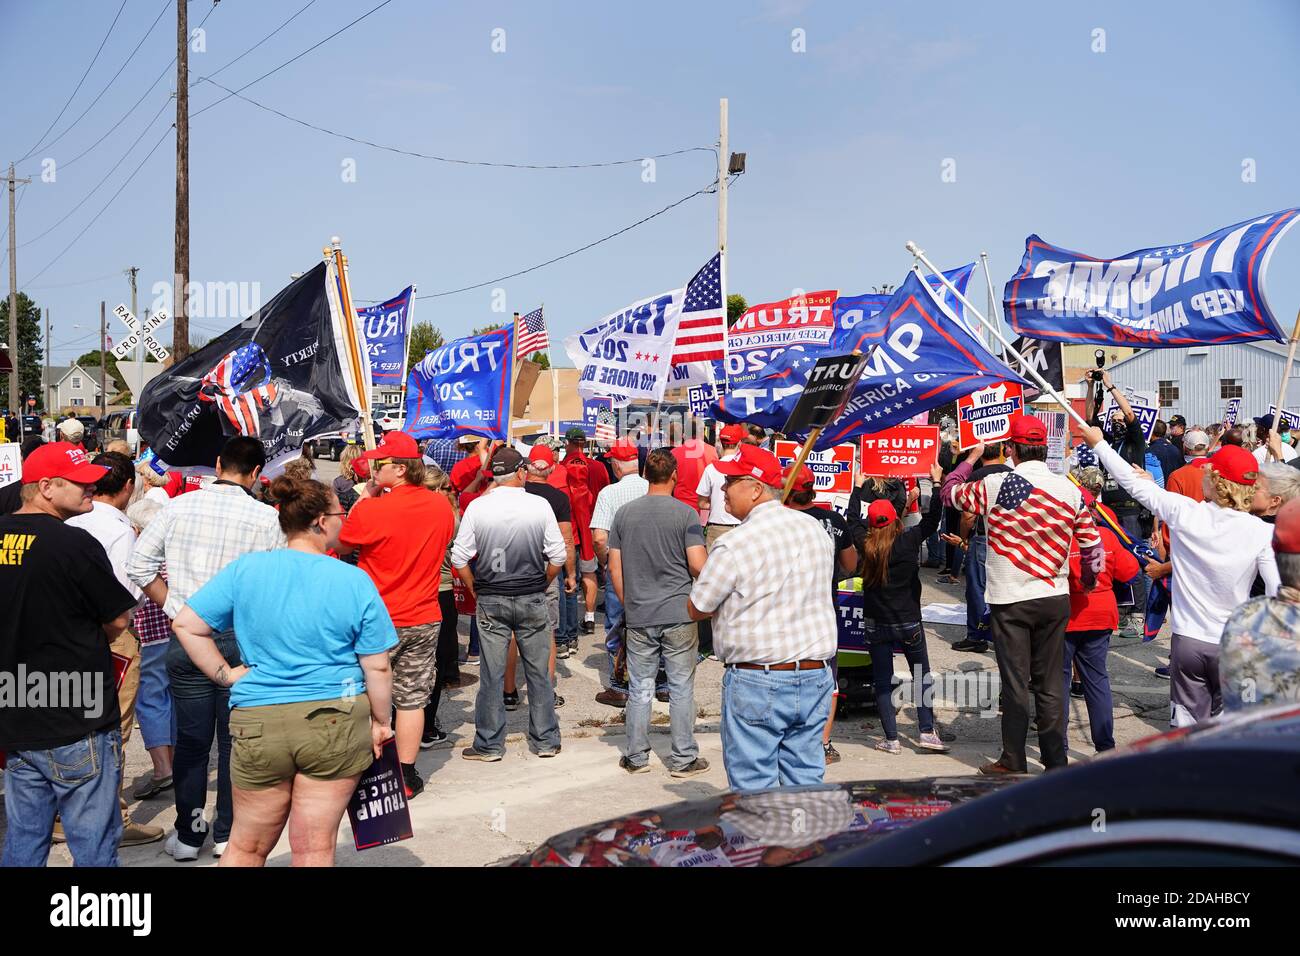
[1070, 680, 1084, 699]
[402, 765, 425, 799]
[951, 638, 989, 653]
[503, 690, 520, 711]
[595, 688, 628, 708]
[420, 725, 448, 749]
[131, 773, 174, 800]
[581, 618, 595, 635]
[536, 747, 561, 758]
[875, 739, 901, 754]
[120, 821, 165, 847]
[1154, 665, 1171, 680]
[554, 694, 565, 708]
[823, 743, 841, 764]
[1117, 618, 1142, 639]
[933, 725, 956, 742]
[655, 688, 671, 703]
[164, 831, 200, 862]
[619, 756, 651, 774]
[555, 642, 570, 660]
[917, 732, 951, 753]
[669, 758, 710, 778]
[213, 841, 228, 858]
[978, 760, 1024, 776]
[461, 746, 503, 762]
[936, 573, 960, 585]
[465, 653, 480, 666]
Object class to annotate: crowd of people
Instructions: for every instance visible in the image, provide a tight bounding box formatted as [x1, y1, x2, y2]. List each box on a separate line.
[2, 368, 1299, 866]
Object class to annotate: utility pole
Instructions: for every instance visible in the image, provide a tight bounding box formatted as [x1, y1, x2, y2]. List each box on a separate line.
[7, 163, 32, 415]
[717, 99, 729, 382]
[127, 265, 141, 402]
[100, 301, 107, 420]
[173, 0, 190, 361]
[43, 308, 49, 414]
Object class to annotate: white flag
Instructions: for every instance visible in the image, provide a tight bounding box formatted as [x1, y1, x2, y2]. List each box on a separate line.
[565, 289, 685, 405]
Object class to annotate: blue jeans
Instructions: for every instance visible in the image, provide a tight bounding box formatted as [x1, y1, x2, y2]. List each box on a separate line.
[136, 640, 176, 750]
[167, 634, 237, 848]
[557, 577, 578, 643]
[720, 665, 833, 790]
[867, 622, 936, 739]
[1063, 629, 1115, 752]
[624, 622, 699, 770]
[965, 534, 991, 643]
[474, 592, 560, 754]
[2, 728, 124, 867]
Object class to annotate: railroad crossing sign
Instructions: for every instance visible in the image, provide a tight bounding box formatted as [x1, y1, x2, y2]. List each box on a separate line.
[111, 304, 171, 363]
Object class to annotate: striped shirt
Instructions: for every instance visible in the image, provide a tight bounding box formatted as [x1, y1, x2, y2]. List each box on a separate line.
[128, 483, 286, 618]
[689, 500, 837, 664]
[944, 459, 1100, 604]
[589, 474, 649, 532]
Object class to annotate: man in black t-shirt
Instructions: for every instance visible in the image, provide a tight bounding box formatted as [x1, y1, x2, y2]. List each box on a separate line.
[0, 441, 136, 867]
[783, 464, 858, 765]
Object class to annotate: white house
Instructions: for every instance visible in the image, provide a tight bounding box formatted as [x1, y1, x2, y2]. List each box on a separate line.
[1106, 341, 1300, 427]
[43, 363, 124, 411]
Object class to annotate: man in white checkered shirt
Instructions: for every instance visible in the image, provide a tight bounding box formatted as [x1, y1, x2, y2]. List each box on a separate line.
[688, 444, 837, 791]
[127, 436, 284, 860]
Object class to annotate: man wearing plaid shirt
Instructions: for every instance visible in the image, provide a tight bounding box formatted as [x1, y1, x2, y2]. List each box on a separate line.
[128, 436, 285, 861]
[688, 444, 837, 790]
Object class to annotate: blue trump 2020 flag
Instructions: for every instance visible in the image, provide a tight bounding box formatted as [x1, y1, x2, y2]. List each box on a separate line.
[404, 325, 514, 441]
[715, 270, 1027, 451]
[1004, 208, 1299, 348]
[357, 286, 415, 385]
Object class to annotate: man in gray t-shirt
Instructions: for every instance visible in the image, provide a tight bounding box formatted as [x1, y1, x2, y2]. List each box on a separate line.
[608, 449, 709, 776]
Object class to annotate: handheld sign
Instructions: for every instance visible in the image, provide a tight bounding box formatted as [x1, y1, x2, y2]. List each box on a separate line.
[781, 352, 869, 436]
[347, 739, 413, 850]
[1223, 397, 1242, 426]
[774, 439, 856, 499]
[1268, 404, 1300, 432]
[687, 384, 714, 418]
[858, 425, 940, 478]
[956, 382, 1024, 450]
[0, 443, 20, 489]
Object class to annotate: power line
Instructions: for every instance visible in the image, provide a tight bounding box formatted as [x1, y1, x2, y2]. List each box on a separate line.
[199, 79, 716, 171]
[189, 0, 397, 121]
[22, 270, 123, 292]
[17, 1, 128, 163]
[28, 1, 171, 161]
[194, 0, 320, 85]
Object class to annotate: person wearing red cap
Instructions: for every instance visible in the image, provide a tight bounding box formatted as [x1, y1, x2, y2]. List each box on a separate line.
[782, 462, 858, 763]
[1082, 424, 1279, 727]
[1221, 497, 1300, 712]
[687, 444, 838, 790]
[1, 442, 137, 866]
[858, 464, 953, 755]
[337, 431, 456, 798]
[589, 437, 650, 706]
[696, 423, 745, 550]
[944, 415, 1104, 775]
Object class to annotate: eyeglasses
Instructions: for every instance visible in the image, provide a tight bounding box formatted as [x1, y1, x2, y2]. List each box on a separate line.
[323, 510, 347, 517]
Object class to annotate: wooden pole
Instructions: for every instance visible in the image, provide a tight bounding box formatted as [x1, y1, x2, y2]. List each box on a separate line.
[329, 238, 375, 450]
[718, 98, 730, 388]
[1265, 308, 1300, 461]
[173, 0, 190, 361]
[508, 312, 518, 444]
[780, 426, 823, 503]
[99, 301, 107, 419]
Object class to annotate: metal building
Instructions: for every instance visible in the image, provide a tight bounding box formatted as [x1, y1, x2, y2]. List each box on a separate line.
[1106, 341, 1299, 427]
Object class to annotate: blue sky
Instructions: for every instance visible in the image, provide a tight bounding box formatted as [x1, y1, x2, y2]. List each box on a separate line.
[5, 0, 1300, 367]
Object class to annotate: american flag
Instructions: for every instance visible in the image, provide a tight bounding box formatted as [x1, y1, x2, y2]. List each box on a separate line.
[198, 342, 279, 437]
[971, 472, 1099, 584]
[671, 253, 725, 365]
[516, 307, 549, 360]
[594, 404, 616, 442]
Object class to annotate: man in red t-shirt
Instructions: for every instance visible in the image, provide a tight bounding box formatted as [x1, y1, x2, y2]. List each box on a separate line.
[338, 431, 455, 800]
[669, 423, 716, 518]
[562, 427, 608, 633]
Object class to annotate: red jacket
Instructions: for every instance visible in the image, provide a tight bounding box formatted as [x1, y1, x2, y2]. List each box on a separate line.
[1067, 525, 1139, 633]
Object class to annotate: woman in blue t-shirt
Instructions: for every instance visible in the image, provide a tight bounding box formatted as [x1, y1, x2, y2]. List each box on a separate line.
[173, 476, 399, 867]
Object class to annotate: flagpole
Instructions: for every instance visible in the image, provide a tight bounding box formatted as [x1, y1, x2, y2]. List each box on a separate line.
[1266, 307, 1300, 460]
[543, 303, 559, 437]
[906, 240, 1090, 432]
[780, 427, 823, 503]
[329, 237, 376, 451]
[399, 284, 417, 426]
[508, 312, 519, 445]
[718, 97, 729, 391]
[979, 252, 1007, 360]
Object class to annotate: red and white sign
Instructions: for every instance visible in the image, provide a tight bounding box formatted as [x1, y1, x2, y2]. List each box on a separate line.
[725, 290, 838, 384]
[859, 426, 940, 478]
[774, 439, 856, 502]
[956, 382, 1024, 450]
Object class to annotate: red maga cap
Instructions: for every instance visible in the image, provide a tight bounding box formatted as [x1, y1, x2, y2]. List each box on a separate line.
[867, 499, 898, 527]
[1208, 444, 1258, 486]
[21, 442, 108, 485]
[608, 438, 639, 462]
[360, 431, 421, 462]
[528, 444, 556, 466]
[782, 462, 816, 493]
[719, 423, 745, 445]
[1007, 415, 1047, 445]
[714, 444, 784, 487]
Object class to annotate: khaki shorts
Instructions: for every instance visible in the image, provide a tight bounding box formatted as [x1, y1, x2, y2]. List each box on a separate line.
[391, 622, 439, 710]
[705, 523, 736, 551]
[229, 697, 373, 790]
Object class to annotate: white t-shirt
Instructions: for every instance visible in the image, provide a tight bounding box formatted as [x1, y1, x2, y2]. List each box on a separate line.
[695, 450, 740, 525]
[1253, 443, 1297, 464]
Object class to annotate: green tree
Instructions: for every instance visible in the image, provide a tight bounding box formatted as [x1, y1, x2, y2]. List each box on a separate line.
[0, 292, 44, 410]
[727, 293, 747, 326]
[528, 351, 550, 369]
[76, 349, 122, 391]
[407, 320, 445, 369]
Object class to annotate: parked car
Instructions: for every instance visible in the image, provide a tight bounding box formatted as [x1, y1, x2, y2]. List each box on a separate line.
[515, 704, 1300, 867]
[303, 435, 351, 461]
[20, 415, 41, 436]
[99, 409, 139, 452]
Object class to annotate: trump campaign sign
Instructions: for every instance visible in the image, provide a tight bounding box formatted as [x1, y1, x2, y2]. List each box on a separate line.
[725, 289, 837, 388]
[859, 425, 940, 478]
[957, 382, 1024, 450]
[774, 439, 856, 502]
